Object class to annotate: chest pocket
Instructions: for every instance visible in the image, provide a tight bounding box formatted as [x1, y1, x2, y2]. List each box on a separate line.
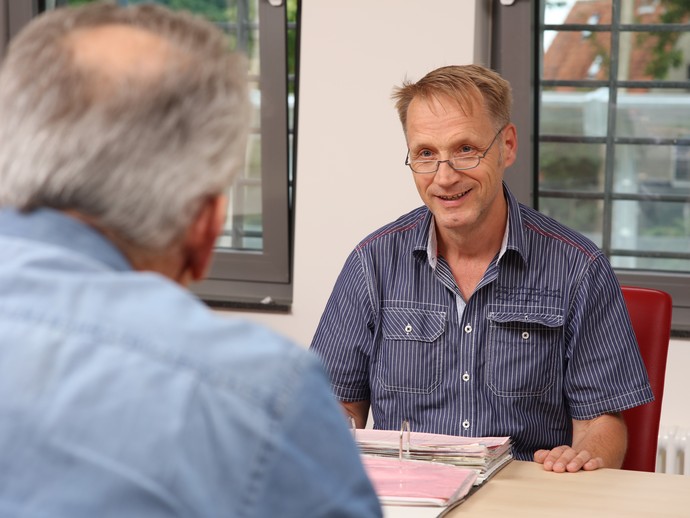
[486, 307, 563, 397]
[376, 307, 446, 394]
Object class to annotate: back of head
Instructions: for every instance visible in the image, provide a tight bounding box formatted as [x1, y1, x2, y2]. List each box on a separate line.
[392, 64, 512, 133]
[0, 2, 249, 250]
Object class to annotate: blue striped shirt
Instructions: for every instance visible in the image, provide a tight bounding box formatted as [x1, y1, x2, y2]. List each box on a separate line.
[310, 184, 653, 461]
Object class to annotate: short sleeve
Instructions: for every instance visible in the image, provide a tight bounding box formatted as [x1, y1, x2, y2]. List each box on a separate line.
[310, 249, 375, 402]
[564, 254, 654, 419]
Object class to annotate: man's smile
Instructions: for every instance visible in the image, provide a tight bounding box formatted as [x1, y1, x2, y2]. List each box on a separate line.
[437, 188, 471, 201]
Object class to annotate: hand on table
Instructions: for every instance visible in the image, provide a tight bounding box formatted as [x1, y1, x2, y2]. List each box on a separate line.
[534, 445, 605, 473]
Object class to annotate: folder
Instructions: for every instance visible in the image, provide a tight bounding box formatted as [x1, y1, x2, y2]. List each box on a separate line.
[354, 427, 512, 484]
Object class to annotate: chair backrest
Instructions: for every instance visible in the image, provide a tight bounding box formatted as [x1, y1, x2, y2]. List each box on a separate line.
[620, 286, 672, 472]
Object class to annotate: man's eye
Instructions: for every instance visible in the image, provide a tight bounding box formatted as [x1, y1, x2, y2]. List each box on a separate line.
[458, 145, 476, 155]
[417, 150, 434, 159]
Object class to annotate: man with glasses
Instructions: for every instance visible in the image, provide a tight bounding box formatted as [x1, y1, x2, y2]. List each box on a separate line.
[311, 64, 653, 473]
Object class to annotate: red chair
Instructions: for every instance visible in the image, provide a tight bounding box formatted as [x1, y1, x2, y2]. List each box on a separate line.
[620, 286, 672, 472]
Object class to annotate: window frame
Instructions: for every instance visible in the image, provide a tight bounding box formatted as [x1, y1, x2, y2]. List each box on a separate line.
[1, 1, 34, 55]
[0, 3, 5, 57]
[492, 0, 690, 335]
[195, 0, 294, 310]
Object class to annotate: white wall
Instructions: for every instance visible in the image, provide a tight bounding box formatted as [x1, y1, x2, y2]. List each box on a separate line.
[219, 0, 690, 432]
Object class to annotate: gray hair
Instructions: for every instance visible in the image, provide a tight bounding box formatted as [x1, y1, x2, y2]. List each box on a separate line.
[0, 2, 249, 250]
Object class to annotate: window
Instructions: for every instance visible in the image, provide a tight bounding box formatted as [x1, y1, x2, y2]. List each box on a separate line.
[493, 0, 690, 334]
[1, 0, 297, 309]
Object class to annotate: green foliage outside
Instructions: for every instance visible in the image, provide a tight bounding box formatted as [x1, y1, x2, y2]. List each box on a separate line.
[67, 0, 234, 21]
[66, 0, 298, 90]
[287, 0, 298, 88]
[643, 0, 690, 78]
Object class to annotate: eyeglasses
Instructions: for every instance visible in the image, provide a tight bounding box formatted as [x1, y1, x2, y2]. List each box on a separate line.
[405, 126, 506, 174]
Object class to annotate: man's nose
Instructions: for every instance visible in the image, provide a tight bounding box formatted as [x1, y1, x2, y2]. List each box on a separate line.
[434, 159, 460, 181]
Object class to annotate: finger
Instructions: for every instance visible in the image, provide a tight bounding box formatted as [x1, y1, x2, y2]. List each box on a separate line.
[581, 456, 605, 471]
[541, 446, 575, 472]
[533, 449, 549, 463]
[565, 450, 596, 472]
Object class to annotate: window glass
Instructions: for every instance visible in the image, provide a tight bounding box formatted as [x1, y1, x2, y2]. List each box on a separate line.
[539, 142, 606, 191]
[539, 88, 610, 137]
[612, 199, 690, 254]
[616, 90, 690, 139]
[539, 197, 604, 246]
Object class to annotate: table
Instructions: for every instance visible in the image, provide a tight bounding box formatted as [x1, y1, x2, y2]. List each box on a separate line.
[383, 460, 690, 517]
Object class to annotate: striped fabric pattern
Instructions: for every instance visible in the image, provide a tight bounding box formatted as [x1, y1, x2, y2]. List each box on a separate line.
[310, 184, 653, 460]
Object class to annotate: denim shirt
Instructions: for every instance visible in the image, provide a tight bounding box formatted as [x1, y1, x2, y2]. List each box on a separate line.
[0, 209, 381, 518]
[311, 184, 653, 460]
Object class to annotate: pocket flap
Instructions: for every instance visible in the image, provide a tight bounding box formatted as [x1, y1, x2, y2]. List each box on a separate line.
[487, 307, 563, 328]
[381, 308, 446, 342]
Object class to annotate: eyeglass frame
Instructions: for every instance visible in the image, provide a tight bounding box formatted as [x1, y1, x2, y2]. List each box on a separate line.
[404, 125, 508, 174]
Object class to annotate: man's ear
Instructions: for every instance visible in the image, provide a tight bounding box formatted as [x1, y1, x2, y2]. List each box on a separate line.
[182, 194, 227, 284]
[501, 123, 518, 168]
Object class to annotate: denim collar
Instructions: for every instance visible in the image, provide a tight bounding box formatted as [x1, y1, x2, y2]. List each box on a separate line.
[0, 208, 132, 272]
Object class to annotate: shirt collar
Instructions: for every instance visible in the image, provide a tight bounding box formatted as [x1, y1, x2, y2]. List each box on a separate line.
[426, 222, 438, 268]
[420, 182, 527, 267]
[502, 183, 527, 264]
[0, 208, 133, 271]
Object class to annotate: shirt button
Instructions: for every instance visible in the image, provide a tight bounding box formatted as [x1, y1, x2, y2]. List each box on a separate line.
[464, 324, 472, 333]
[405, 324, 412, 334]
[462, 372, 470, 382]
[522, 331, 530, 340]
[462, 420, 470, 430]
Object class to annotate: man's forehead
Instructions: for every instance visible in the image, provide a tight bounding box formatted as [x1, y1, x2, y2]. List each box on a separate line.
[409, 92, 482, 119]
[66, 24, 173, 80]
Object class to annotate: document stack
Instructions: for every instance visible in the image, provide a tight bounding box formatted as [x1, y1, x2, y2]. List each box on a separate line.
[355, 426, 512, 485]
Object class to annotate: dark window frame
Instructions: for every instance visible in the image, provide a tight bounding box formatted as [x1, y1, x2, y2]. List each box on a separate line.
[195, 0, 296, 311]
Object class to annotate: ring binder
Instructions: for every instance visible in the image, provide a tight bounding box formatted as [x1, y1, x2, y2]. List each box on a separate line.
[356, 427, 512, 485]
[356, 422, 512, 510]
[399, 419, 411, 461]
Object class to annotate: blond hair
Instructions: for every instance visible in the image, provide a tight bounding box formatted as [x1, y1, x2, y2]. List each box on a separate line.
[392, 64, 512, 133]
